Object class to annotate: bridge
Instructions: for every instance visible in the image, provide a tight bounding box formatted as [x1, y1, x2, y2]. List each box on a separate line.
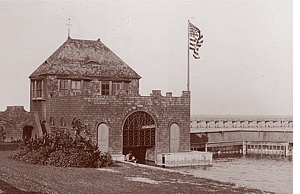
[190, 116, 293, 156]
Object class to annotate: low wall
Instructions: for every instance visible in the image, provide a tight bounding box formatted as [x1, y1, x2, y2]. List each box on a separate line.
[156, 151, 212, 167]
[111, 154, 125, 161]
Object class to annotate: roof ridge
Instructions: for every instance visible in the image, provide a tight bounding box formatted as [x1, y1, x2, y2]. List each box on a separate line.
[29, 36, 141, 80]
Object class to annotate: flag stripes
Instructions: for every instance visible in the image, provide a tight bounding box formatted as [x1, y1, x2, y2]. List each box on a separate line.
[189, 21, 203, 59]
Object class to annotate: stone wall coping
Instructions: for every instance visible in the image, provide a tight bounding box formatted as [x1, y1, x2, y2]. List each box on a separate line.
[190, 127, 293, 133]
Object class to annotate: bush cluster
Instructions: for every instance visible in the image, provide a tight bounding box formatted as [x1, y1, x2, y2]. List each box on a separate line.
[10, 119, 113, 168]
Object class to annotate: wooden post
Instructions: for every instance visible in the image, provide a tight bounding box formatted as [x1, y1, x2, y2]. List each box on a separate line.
[205, 143, 208, 152]
[279, 145, 282, 156]
[242, 141, 246, 155]
[285, 143, 289, 157]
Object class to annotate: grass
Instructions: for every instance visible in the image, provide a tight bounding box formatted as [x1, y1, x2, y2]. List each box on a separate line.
[0, 151, 269, 194]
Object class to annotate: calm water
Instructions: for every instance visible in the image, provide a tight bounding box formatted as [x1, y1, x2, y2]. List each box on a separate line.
[176, 155, 293, 194]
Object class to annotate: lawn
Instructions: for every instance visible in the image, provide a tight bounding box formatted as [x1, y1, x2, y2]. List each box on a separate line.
[0, 151, 268, 194]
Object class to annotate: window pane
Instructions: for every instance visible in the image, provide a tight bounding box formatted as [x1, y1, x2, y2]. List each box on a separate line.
[60, 80, 69, 96]
[112, 82, 121, 95]
[101, 81, 109, 95]
[36, 80, 42, 98]
[32, 81, 36, 90]
[78, 81, 81, 89]
[71, 81, 76, 89]
[123, 82, 129, 94]
[64, 81, 69, 89]
[60, 81, 65, 89]
[37, 81, 42, 89]
[71, 80, 81, 95]
[37, 90, 42, 98]
[71, 80, 81, 89]
[32, 81, 36, 98]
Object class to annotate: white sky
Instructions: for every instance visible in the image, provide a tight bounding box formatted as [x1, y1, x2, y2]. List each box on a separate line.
[0, 1, 293, 116]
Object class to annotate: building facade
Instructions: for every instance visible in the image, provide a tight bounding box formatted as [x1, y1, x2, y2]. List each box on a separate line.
[29, 37, 191, 163]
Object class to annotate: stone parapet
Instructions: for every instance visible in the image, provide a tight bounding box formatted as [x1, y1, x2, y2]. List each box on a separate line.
[191, 116, 293, 129]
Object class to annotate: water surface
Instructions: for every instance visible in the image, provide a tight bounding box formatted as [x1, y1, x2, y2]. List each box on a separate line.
[177, 155, 292, 194]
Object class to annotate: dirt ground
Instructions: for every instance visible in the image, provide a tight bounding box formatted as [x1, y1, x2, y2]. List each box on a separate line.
[0, 151, 270, 194]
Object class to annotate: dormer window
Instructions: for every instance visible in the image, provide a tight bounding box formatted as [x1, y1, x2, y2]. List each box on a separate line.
[32, 80, 43, 100]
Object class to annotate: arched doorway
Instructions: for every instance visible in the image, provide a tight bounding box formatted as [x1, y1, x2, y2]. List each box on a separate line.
[23, 125, 33, 141]
[97, 123, 109, 152]
[170, 123, 180, 152]
[123, 111, 156, 164]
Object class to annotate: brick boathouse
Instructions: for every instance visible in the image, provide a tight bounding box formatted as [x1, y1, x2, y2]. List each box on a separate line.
[29, 37, 191, 164]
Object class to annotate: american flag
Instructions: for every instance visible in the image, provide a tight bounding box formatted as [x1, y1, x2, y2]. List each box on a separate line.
[189, 21, 203, 59]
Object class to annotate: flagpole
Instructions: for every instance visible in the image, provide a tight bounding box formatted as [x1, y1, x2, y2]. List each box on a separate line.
[187, 20, 190, 92]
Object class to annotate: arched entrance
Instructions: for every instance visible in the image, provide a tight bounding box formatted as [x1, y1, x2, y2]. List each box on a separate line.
[97, 123, 109, 153]
[23, 125, 33, 141]
[123, 111, 156, 164]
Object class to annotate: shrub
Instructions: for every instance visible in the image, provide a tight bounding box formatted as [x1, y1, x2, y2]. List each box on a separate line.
[10, 119, 113, 168]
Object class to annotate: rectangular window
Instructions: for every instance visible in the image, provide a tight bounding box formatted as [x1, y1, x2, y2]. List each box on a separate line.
[60, 80, 69, 96]
[101, 81, 110, 95]
[71, 80, 81, 95]
[32, 81, 36, 99]
[36, 81, 42, 98]
[32, 80, 43, 99]
[123, 82, 130, 94]
[112, 82, 121, 95]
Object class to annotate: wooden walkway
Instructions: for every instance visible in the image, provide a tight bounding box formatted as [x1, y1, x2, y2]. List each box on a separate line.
[191, 141, 293, 157]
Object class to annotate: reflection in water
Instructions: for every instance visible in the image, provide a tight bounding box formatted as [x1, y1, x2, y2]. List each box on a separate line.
[176, 155, 292, 194]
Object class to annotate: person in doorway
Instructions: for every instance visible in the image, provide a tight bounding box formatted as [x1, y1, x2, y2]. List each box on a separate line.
[125, 150, 137, 163]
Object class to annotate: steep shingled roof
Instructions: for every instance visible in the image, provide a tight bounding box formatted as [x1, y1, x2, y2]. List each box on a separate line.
[29, 37, 141, 80]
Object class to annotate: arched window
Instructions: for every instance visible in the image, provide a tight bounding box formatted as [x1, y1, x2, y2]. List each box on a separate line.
[49, 117, 55, 126]
[72, 117, 78, 124]
[60, 117, 66, 127]
[170, 123, 180, 152]
[97, 123, 109, 152]
[123, 111, 156, 148]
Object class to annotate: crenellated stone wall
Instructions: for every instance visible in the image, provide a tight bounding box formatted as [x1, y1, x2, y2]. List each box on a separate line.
[42, 90, 191, 160]
[0, 106, 39, 142]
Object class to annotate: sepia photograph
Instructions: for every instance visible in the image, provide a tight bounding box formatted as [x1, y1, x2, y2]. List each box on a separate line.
[0, 1, 294, 193]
